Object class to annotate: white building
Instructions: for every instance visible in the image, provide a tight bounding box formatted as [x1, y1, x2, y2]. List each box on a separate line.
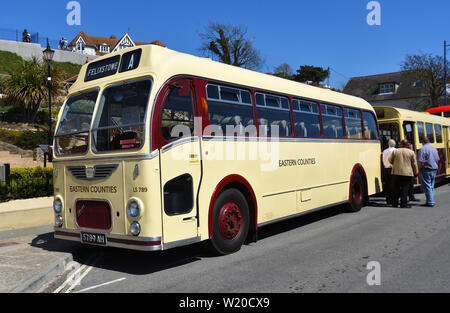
[68, 31, 164, 56]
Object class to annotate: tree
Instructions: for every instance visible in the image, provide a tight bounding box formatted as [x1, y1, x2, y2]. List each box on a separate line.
[294, 65, 329, 84]
[3, 57, 64, 123]
[199, 22, 264, 70]
[400, 53, 448, 108]
[273, 63, 294, 80]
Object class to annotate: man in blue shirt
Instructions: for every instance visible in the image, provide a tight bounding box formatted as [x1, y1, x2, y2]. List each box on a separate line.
[417, 137, 440, 207]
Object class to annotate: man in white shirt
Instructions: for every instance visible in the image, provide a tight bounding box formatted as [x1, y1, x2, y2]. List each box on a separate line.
[382, 139, 396, 205]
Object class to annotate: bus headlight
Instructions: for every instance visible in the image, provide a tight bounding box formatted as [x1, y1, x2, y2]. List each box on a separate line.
[130, 222, 141, 236]
[55, 215, 63, 228]
[53, 198, 63, 214]
[127, 199, 141, 218]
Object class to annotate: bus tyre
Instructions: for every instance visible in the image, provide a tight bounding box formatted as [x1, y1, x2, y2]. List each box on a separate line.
[348, 172, 366, 212]
[209, 189, 250, 255]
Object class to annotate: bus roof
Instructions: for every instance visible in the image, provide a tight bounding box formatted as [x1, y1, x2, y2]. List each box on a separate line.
[70, 45, 374, 111]
[374, 105, 450, 125]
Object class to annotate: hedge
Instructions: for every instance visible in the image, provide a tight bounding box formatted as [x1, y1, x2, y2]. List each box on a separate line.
[0, 167, 53, 202]
[0, 128, 49, 151]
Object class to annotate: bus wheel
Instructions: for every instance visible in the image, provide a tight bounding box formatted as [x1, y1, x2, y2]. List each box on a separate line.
[348, 172, 366, 212]
[209, 189, 249, 255]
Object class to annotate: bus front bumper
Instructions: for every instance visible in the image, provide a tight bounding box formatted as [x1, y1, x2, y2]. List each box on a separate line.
[54, 228, 162, 251]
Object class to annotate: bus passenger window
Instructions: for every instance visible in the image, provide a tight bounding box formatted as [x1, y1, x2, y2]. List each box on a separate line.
[293, 99, 321, 138]
[161, 86, 195, 142]
[425, 123, 435, 143]
[256, 93, 292, 138]
[434, 124, 442, 143]
[363, 111, 379, 140]
[321, 104, 344, 139]
[206, 84, 255, 137]
[417, 122, 426, 143]
[344, 108, 363, 139]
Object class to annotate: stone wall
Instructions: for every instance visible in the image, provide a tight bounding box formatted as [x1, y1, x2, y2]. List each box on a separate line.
[0, 39, 98, 65]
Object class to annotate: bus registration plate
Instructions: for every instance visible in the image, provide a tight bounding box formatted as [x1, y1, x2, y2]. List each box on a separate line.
[81, 232, 107, 246]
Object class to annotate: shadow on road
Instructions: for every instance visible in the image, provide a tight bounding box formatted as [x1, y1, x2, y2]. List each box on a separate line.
[28, 204, 355, 276]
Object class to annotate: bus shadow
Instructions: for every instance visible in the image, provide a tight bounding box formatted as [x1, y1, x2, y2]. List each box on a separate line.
[30, 206, 352, 277]
[256, 204, 348, 241]
[30, 232, 214, 276]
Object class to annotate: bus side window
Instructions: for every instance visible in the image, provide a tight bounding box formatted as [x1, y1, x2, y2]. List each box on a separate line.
[425, 123, 435, 143]
[321, 104, 345, 139]
[417, 122, 426, 143]
[293, 99, 321, 138]
[256, 93, 292, 138]
[363, 111, 379, 140]
[160, 85, 195, 142]
[435, 124, 443, 143]
[344, 108, 363, 139]
[206, 85, 255, 137]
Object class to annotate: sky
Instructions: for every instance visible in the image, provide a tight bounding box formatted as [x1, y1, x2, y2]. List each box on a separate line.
[1, 0, 449, 89]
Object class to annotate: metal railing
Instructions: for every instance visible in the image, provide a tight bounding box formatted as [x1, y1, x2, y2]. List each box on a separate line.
[0, 27, 60, 49]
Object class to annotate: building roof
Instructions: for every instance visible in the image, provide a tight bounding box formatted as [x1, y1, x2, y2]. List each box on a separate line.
[69, 31, 165, 51]
[343, 71, 429, 102]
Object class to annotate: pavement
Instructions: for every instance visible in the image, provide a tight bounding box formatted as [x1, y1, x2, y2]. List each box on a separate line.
[0, 224, 79, 293]
[0, 197, 80, 293]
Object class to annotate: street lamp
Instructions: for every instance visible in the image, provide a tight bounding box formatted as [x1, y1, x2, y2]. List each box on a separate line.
[42, 38, 55, 147]
[444, 40, 450, 108]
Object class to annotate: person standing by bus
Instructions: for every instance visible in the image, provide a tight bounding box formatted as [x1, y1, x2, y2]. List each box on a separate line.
[408, 143, 419, 202]
[417, 137, 440, 207]
[388, 139, 418, 208]
[382, 139, 396, 205]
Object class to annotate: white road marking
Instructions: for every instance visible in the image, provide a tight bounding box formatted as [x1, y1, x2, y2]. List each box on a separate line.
[73, 277, 127, 293]
[53, 253, 101, 293]
[65, 265, 95, 293]
[53, 262, 87, 293]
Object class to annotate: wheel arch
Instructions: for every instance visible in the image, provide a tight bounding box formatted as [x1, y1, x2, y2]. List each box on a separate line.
[208, 174, 258, 239]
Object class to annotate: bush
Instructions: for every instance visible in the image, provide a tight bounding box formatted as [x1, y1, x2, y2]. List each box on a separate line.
[14, 131, 50, 150]
[0, 128, 22, 143]
[0, 167, 53, 201]
[0, 105, 23, 123]
[0, 129, 50, 150]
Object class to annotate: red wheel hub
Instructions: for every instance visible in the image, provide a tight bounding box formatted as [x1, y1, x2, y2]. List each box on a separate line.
[353, 180, 362, 204]
[218, 202, 242, 241]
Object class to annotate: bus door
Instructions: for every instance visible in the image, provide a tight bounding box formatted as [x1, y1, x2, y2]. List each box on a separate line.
[158, 78, 201, 246]
[403, 121, 416, 150]
[445, 126, 450, 171]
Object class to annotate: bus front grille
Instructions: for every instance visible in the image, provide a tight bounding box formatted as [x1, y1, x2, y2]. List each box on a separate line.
[67, 164, 118, 180]
[76, 200, 112, 230]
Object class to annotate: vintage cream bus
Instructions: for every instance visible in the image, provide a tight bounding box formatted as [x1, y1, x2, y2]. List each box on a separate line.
[53, 45, 382, 255]
[376, 106, 450, 181]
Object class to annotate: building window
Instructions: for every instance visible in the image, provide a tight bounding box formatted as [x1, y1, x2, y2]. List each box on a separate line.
[99, 44, 110, 53]
[379, 83, 395, 95]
